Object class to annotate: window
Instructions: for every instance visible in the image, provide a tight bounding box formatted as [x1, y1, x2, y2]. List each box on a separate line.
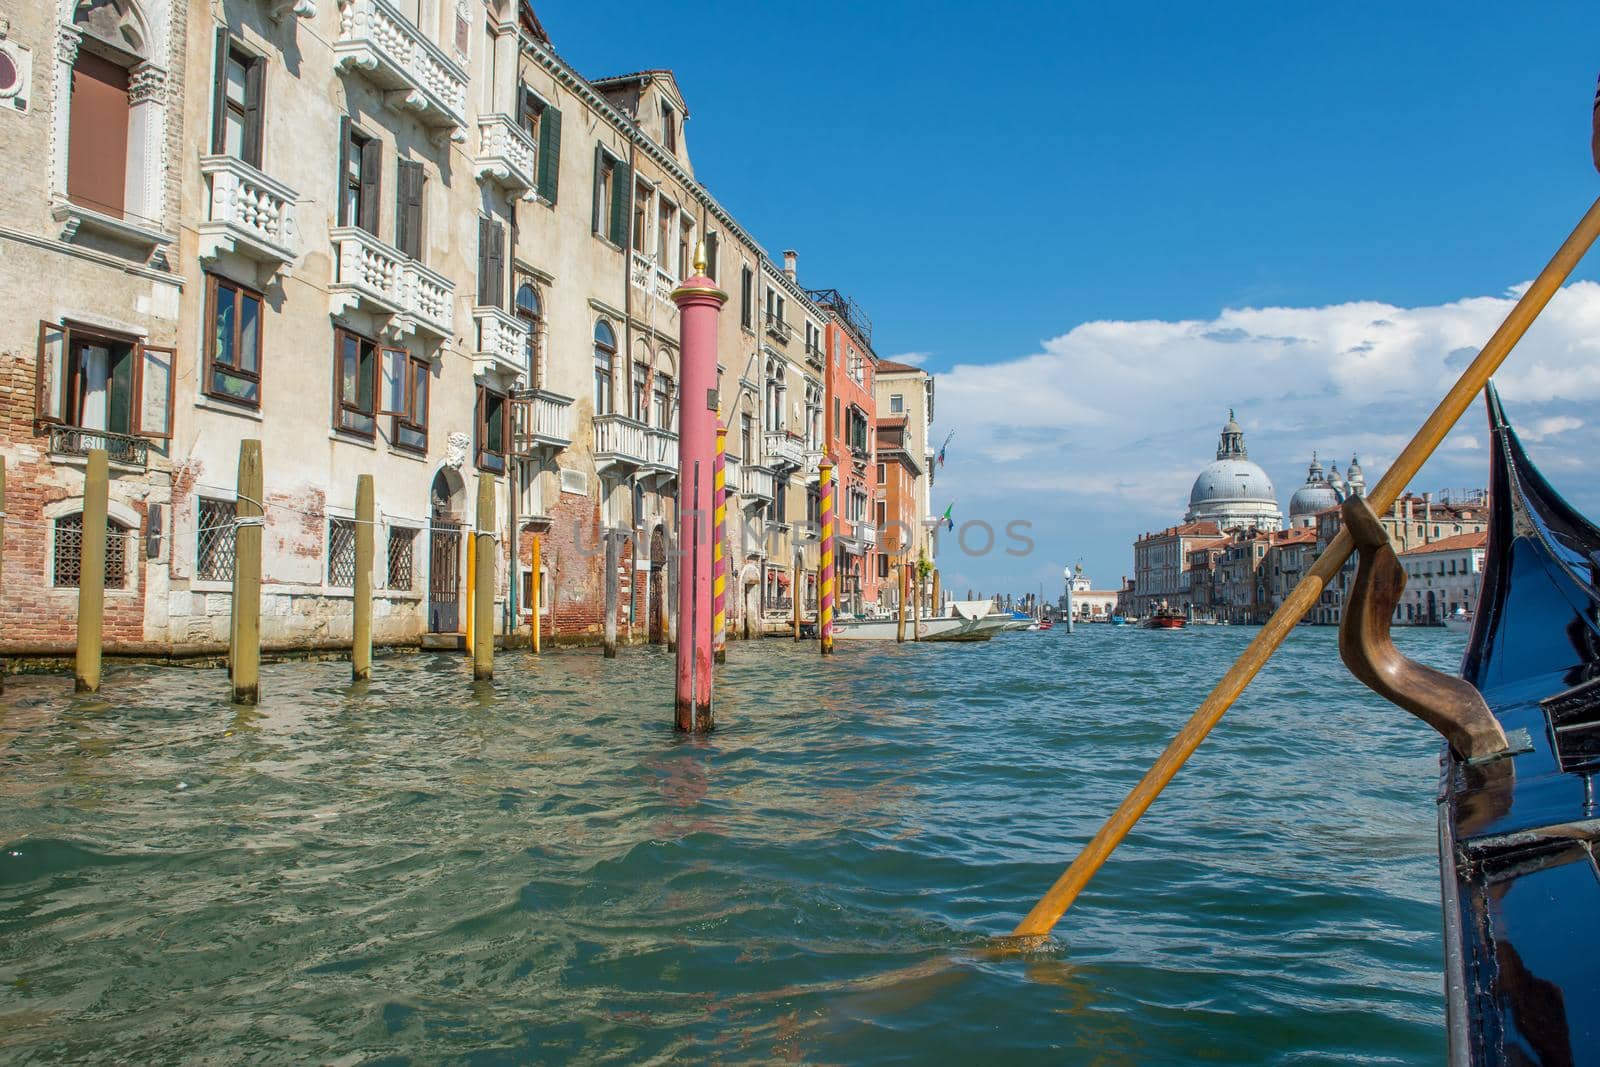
[593, 320, 616, 414]
[196, 496, 237, 582]
[339, 119, 380, 234]
[632, 361, 650, 422]
[653, 373, 674, 430]
[678, 216, 694, 280]
[477, 215, 505, 306]
[205, 274, 262, 407]
[704, 232, 719, 281]
[396, 160, 426, 260]
[53, 513, 127, 588]
[632, 178, 651, 253]
[741, 413, 755, 462]
[889, 393, 904, 414]
[476, 387, 508, 473]
[68, 49, 130, 218]
[387, 526, 416, 590]
[877, 462, 886, 484]
[518, 86, 561, 204]
[211, 33, 263, 167]
[592, 147, 630, 247]
[333, 328, 390, 438]
[515, 282, 542, 387]
[661, 100, 677, 152]
[34, 322, 174, 444]
[327, 517, 357, 587]
[807, 488, 820, 525]
[740, 266, 753, 330]
[388, 352, 429, 454]
[657, 198, 676, 263]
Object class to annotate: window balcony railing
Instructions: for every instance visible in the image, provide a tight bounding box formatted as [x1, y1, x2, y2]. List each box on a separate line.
[475, 114, 537, 195]
[334, 0, 469, 137]
[765, 313, 792, 344]
[511, 388, 573, 453]
[198, 155, 298, 278]
[329, 227, 454, 339]
[592, 413, 649, 469]
[48, 426, 150, 469]
[472, 306, 528, 377]
[740, 463, 776, 506]
[724, 455, 743, 493]
[763, 430, 806, 472]
[645, 426, 678, 474]
[630, 251, 676, 303]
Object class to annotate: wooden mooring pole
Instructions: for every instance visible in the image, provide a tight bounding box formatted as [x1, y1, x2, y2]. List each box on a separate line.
[0, 459, 6, 694]
[530, 533, 542, 654]
[603, 529, 618, 658]
[897, 561, 907, 643]
[352, 474, 373, 681]
[232, 440, 263, 705]
[818, 461, 835, 655]
[74, 449, 109, 693]
[473, 473, 494, 681]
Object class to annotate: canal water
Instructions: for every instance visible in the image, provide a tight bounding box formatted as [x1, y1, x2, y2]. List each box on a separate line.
[1, 625, 1455, 1064]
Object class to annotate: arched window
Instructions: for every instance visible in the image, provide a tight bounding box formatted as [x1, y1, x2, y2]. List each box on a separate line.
[593, 320, 616, 414]
[66, 0, 155, 223]
[515, 282, 541, 388]
[632, 340, 651, 423]
[764, 357, 786, 434]
[53, 512, 129, 588]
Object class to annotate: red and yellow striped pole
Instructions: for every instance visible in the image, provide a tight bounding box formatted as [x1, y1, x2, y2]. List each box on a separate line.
[819, 460, 835, 655]
[713, 419, 728, 664]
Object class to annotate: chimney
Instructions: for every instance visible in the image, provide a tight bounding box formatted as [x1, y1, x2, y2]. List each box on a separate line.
[782, 249, 798, 281]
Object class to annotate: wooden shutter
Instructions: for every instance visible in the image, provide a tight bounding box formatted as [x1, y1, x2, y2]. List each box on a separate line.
[242, 55, 264, 168]
[396, 159, 423, 259]
[210, 28, 229, 154]
[592, 145, 605, 234]
[358, 134, 382, 235]
[476, 216, 491, 305]
[487, 221, 505, 308]
[610, 158, 632, 248]
[537, 104, 561, 204]
[134, 342, 174, 440]
[35, 321, 68, 425]
[337, 116, 352, 226]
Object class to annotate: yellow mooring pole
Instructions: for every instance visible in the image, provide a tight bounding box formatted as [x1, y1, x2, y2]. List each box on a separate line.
[530, 533, 542, 654]
[352, 474, 374, 681]
[74, 448, 109, 693]
[1009, 194, 1600, 943]
[473, 474, 494, 681]
[232, 440, 263, 706]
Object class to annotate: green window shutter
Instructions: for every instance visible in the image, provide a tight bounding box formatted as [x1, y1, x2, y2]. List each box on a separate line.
[242, 55, 264, 169]
[210, 29, 228, 154]
[592, 144, 604, 234]
[336, 116, 352, 226]
[610, 158, 632, 248]
[537, 105, 561, 204]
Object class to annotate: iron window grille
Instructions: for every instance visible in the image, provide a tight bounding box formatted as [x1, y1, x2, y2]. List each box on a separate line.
[53, 514, 127, 588]
[387, 527, 416, 591]
[327, 517, 357, 588]
[196, 497, 237, 582]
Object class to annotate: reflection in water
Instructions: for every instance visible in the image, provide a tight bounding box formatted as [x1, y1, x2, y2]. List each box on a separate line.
[0, 630, 1455, 1062]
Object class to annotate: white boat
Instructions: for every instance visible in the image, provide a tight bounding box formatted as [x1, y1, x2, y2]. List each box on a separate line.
[832, 600, 1010, 642]
[1444, 608, 1474, 634]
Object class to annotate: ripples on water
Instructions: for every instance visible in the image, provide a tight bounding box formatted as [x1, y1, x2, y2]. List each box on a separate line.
[0, 625, 1457, 1064]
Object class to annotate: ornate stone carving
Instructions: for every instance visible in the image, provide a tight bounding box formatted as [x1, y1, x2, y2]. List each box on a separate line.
[445, 431, 471, 469]
[128, 62, 165, 105]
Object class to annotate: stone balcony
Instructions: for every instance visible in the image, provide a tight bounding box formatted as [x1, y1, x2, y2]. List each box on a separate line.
[472, 305, 529, 378]
[724, 455, 743, 493]
[197, 155, 298, 281]
[764, 313, 792, 345]
[592, 413, 649, 470]
[329, 226, 454, 340]
[630, 251, 676, 304]
[511, 388, 573, 453]
[474, 114, 537, 196]
[740, 463, 776, 507]
[644, 426, 678, 476]
[334, 0, 468, 139]
[763, 430, 806, 472]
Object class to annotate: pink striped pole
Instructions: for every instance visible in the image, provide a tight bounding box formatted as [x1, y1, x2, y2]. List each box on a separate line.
[713, 420, 728, 664]
[671, 244, 727, 731]
[819, 460, 835, 655]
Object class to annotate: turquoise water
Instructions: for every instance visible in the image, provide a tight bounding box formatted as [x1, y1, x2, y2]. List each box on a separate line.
[0, 625, 1455, 1064]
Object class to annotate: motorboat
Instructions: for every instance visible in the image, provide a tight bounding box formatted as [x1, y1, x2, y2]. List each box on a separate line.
[1143, 607, 1187, 630]
[832, 600, 1010, 642]
[1444, 607, 1474, 634]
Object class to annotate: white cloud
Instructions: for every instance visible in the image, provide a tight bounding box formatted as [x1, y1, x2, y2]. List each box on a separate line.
[933, 281, 1600, 589]
[885, 351, 930, 366]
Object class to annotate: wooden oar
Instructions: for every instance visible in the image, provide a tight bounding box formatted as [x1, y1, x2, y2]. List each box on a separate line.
[1009, 194, 1600, 942]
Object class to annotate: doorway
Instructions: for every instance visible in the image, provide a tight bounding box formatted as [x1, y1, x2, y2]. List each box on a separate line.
[648, 526, 667, 643]
[428, 468, 464, 633]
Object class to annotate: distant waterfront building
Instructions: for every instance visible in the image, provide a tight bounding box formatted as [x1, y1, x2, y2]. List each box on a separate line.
[1397, 532, 1488, 624]
[1132, 520, 1222, 616]
[1185, 412, 1284, 533]
[1060, 564, 1118, 619]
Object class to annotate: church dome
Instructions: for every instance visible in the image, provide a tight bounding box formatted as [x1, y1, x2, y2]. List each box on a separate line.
[1189, 459, 1277, 508]
[1288, 451, 1341, 521]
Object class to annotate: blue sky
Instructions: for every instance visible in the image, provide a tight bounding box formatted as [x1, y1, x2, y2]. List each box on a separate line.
[541, 2, 1600, 595]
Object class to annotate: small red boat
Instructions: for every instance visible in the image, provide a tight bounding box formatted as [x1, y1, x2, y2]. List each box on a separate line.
[1038, 617, 1053, 631]
[1144, 608, 1187, 630]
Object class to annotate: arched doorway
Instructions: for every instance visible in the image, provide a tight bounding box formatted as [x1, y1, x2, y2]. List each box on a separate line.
[1426, 590, 1438, 626]
[648, 526, 667, 643]
[428, 468, 465, 633]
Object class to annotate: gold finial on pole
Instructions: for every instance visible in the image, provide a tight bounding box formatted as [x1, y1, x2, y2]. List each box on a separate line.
[693, 239, 708, 275]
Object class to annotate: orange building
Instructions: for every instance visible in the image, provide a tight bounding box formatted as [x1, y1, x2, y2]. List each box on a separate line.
[808, 288, 880, 615]
[874, 414, 922, 608]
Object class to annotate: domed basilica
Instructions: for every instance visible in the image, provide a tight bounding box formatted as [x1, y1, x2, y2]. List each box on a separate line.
[1185, 411, 1284, 531]
[1184, 412, 1368, 533]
